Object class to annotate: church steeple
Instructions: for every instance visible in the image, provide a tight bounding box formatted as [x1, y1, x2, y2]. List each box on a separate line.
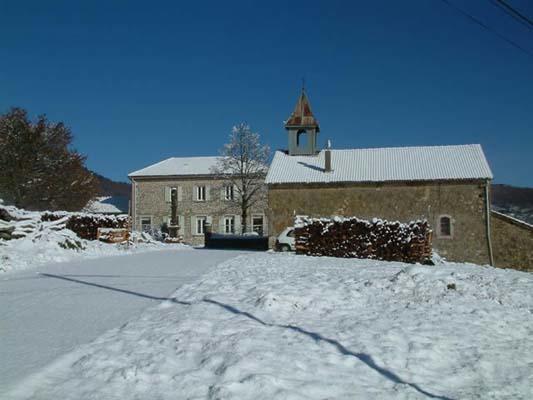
[285, 89, 320, 156]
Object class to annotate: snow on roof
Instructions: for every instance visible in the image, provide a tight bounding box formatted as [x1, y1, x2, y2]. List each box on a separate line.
[129, 156, 220, 177]
[265, 144, 493, 184]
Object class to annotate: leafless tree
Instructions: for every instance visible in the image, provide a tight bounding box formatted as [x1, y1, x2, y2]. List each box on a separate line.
[211, 123, 270, 234]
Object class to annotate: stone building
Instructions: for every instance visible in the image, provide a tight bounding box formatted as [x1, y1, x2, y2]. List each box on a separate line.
[490, 211, 533, 272]
[129, 156, 267, 245]
[266, 91, 496, 265]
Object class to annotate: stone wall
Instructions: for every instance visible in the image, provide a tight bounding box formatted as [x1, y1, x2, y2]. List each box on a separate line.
[132, 176, 267, 246]
[268, 180, 491, 265]
[491, 211, 533, 272]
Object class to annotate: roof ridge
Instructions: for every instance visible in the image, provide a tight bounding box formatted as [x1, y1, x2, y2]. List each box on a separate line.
[319, 144, 481, 152]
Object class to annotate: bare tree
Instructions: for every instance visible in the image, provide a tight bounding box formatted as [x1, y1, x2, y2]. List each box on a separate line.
[211, 123, 270, 234]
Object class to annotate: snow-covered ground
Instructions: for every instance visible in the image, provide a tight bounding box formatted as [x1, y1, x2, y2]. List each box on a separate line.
[0, 203, 174, 274]
[6, 253, 532, 399]
[0, 248, 244, 396]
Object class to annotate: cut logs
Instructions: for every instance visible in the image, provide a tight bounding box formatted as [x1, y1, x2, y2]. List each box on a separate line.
[294, 216, 432, 264]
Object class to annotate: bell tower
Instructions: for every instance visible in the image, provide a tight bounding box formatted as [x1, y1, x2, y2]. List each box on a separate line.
[284, 89, 320, 156]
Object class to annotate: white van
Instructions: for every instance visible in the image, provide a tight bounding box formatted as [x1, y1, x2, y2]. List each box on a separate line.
[275, 227, 295, 251]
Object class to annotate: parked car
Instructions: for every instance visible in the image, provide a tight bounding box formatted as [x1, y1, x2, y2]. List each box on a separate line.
[275, 227, 295, 251]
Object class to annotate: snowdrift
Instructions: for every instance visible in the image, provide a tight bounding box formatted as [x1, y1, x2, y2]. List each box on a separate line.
[0, 202, 178, 273]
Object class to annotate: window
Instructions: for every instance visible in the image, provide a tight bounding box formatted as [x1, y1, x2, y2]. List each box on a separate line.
[224, 185, 234, 201]
[224, 216, 235, 234]
[287, 229, 295, 238]
[164, 186, 178, 203]
[140, 216, 152, 232]
[196, 216, 207, 235]
[252, 215, 264, 236]
[297, 129, 308, 147]
[439, 216, 452, 237]
[196, 186, 206, 201]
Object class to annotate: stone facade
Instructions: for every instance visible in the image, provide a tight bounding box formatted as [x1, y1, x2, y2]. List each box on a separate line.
[132, 176, 268, 246]
[491, 211, 533, 272]
[267, 180, 492, 265]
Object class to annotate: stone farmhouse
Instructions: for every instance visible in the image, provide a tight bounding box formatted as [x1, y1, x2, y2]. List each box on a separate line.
[129, 90, 533, 270]
[129, 157, 267, 246]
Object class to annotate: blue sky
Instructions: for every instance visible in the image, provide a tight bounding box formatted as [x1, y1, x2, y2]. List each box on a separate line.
[1, 0, 532, 186]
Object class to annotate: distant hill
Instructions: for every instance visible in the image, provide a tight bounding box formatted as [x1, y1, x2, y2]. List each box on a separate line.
[84, 173, 131, 214]
[92, 172, 131, 198]
[491, 184, 533, 225]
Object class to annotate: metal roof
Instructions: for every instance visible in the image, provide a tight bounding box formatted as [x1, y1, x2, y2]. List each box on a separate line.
[265, 144, 493, 184]
[284, 90, 320, 131]
[129, 156, 220, 177]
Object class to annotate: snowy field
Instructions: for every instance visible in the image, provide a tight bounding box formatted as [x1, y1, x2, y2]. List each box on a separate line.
[6, 253, 532, 400]
[1, 249, 243, 395]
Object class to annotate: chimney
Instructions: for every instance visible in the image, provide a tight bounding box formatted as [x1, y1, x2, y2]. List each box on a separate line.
[325, 140, 332, 172]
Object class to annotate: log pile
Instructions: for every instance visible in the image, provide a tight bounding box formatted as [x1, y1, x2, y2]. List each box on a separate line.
[294, 216, 432, 264]
[42, 212, 130, 240]
[97, 228, 130, 243]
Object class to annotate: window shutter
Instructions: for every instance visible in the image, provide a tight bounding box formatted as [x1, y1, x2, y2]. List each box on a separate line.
[205, 186, 211, 201]
[221, 186, 226, 201]
[235, 215, 242, 234]
[219, 216, 225, 234]
[164, 186, 171, 203]
[192, 186, 198, 201]
[263, 214, 268, 236]
[191, 215, 196, 234]
[177, 186, 183, 201]
[234, 184, 239, 200]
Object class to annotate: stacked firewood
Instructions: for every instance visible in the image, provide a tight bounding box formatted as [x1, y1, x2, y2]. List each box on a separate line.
[42, 212, 130, 240]
[294, 216, 432, 264]
[96, 228, 130, 243]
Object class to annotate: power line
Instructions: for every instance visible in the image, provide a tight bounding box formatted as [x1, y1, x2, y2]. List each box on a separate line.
[491, 0, 533, 29]
[439, 0, 533, 58]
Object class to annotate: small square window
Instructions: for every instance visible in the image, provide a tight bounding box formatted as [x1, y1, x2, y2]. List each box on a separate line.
[140, 217, 152, 232]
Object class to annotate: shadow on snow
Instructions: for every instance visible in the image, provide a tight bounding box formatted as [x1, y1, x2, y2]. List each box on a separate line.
[40, 272, 453, 400]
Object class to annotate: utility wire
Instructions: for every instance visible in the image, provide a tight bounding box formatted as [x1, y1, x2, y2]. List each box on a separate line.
[491, 0, 533, 29]
[439, 0, 533, 58]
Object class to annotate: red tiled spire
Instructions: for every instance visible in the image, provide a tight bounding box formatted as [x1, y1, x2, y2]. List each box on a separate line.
[284, 90, 320, 132]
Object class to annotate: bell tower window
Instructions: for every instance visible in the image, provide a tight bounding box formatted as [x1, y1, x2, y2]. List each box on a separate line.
[284, 89, 320, 156]
[297, 129, 308, 147]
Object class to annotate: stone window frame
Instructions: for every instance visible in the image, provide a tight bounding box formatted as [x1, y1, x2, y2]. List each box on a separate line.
[195, 216, 207, 236]
[223, 215, 235, 234]
[251, 214, 265, 236]
[437, 214, 454, 239]
[139, 215, 152, 233]
[223, 185, 234, 201]
[196, 186, 207, 202]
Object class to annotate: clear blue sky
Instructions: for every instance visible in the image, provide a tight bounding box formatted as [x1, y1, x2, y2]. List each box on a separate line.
[1, 0, 532, 186]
